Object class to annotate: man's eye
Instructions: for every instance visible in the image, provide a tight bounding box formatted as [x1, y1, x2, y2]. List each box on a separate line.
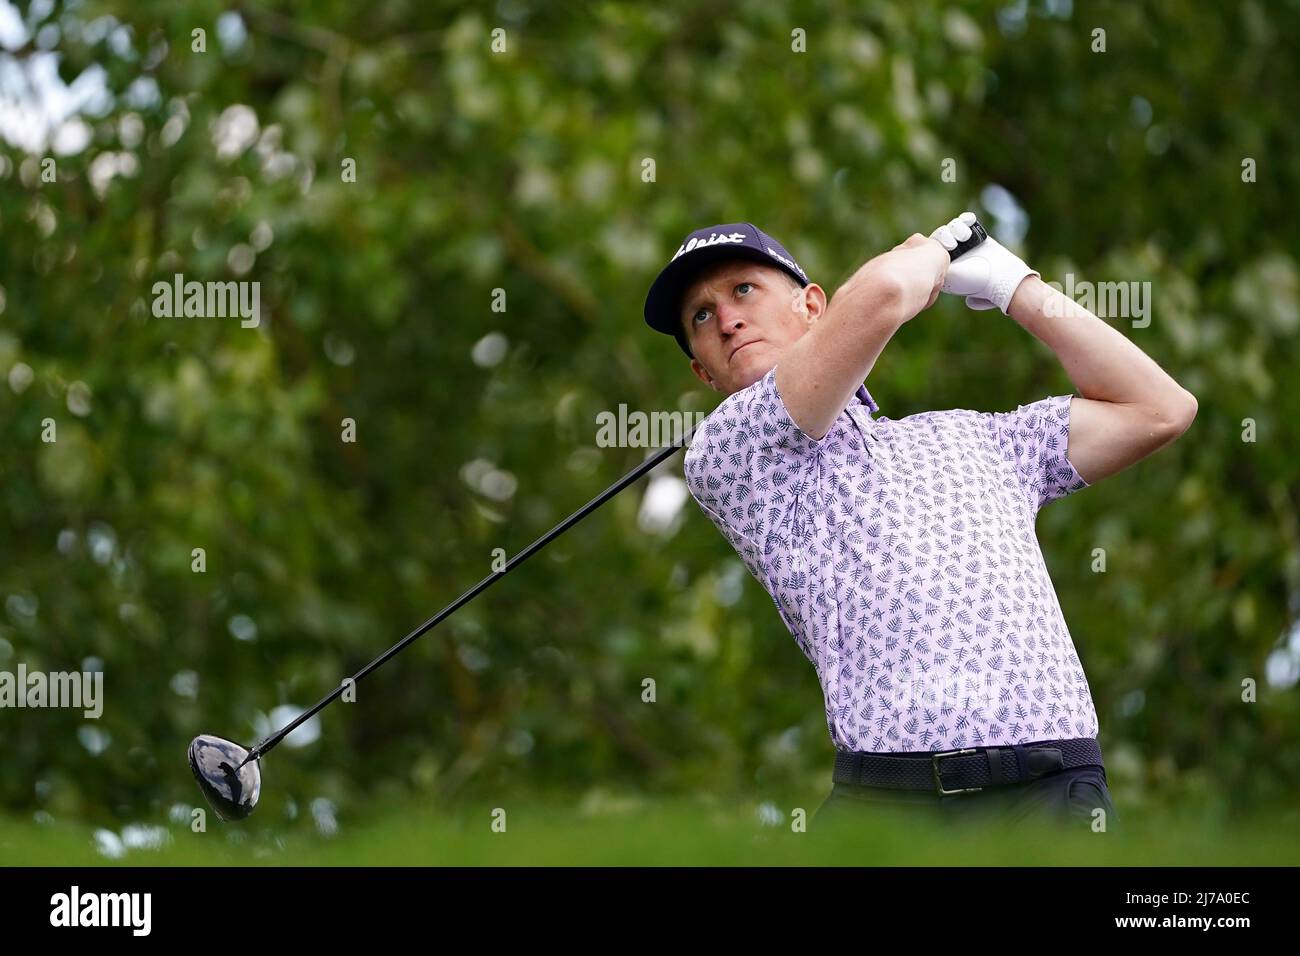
[692, 284, 752, 324]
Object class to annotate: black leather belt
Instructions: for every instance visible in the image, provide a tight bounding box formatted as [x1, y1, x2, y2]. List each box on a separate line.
[832, 737, 1104, 796]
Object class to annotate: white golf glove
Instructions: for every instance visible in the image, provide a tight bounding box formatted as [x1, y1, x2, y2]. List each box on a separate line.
[930, 211, 1039, 313]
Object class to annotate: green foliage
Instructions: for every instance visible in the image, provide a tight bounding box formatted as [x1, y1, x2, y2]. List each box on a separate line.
[0, 0, 1296, 830]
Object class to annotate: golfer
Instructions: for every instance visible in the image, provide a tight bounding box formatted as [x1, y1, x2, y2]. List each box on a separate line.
[643, 214, 1197, 830]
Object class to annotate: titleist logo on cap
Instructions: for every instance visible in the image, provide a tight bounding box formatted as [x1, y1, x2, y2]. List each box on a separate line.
[764, 245, 807, 282]
[671, 231, 747, 261]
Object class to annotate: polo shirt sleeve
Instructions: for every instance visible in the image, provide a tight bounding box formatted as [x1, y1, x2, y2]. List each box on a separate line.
[986, 394, 1091, 511]
[682, 366, 827, 583]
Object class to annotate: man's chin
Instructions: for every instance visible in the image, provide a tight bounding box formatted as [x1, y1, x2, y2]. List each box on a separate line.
[725, 354, 777, 394]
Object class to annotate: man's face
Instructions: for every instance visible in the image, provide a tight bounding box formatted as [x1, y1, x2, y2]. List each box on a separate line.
[679, 260, 826, 396]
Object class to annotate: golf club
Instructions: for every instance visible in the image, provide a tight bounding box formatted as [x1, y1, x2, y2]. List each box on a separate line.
[189, 217, 990, 822]
[189, 432, 693, 821]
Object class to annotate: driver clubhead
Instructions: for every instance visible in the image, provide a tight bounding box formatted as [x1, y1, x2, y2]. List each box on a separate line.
[188, 734, 261, 822]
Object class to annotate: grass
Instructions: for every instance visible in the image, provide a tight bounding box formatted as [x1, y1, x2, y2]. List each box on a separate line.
[4, 789, 1299, 866]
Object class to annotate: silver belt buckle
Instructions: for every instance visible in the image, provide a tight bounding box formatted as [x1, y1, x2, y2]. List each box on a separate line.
[931, 748, 983, 795]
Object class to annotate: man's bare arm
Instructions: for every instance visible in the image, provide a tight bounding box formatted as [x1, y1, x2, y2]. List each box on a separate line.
[1007, 275, 1198, 484]
[775, 235, 949, 441]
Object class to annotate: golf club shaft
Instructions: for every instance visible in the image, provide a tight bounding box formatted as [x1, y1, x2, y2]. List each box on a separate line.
[241, 430, 695, 764]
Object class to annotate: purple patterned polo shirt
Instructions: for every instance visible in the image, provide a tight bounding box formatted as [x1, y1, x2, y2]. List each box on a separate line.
[682, 366, 1095, 754]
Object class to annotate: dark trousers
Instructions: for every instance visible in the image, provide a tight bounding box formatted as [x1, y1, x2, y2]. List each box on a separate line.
[814, 762, 1119, 832]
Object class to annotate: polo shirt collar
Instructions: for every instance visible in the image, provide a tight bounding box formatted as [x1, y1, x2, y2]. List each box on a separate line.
[854, 383, 880, 414]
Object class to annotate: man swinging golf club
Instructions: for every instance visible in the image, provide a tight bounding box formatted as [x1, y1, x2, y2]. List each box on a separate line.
[643, 213, 1198, 830]
[187, 214, 1194, 829]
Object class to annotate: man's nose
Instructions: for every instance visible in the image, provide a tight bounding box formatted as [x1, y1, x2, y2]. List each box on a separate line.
[717, 303, 747, 335]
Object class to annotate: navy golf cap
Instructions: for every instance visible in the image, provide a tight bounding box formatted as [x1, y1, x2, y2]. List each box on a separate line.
[643, 222, 810, 358]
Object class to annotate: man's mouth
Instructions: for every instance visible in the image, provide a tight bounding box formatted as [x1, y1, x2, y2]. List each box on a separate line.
[729, 341, 760, 362]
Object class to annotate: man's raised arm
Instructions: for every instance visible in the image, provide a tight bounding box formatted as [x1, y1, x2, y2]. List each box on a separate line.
[928, 211, 1197, 486]
[775, 234, 950, 441]
[1006, 276, 1198, 485]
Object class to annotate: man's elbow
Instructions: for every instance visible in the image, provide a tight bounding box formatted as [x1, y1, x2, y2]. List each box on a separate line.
[1158, 389, 1198, 437]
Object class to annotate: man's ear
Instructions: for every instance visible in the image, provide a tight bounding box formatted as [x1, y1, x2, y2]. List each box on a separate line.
[799, 283, 828, 328]
[689, 358, 721, 391]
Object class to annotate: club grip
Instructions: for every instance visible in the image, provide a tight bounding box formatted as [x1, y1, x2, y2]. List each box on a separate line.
[947, 217, 988, 260]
